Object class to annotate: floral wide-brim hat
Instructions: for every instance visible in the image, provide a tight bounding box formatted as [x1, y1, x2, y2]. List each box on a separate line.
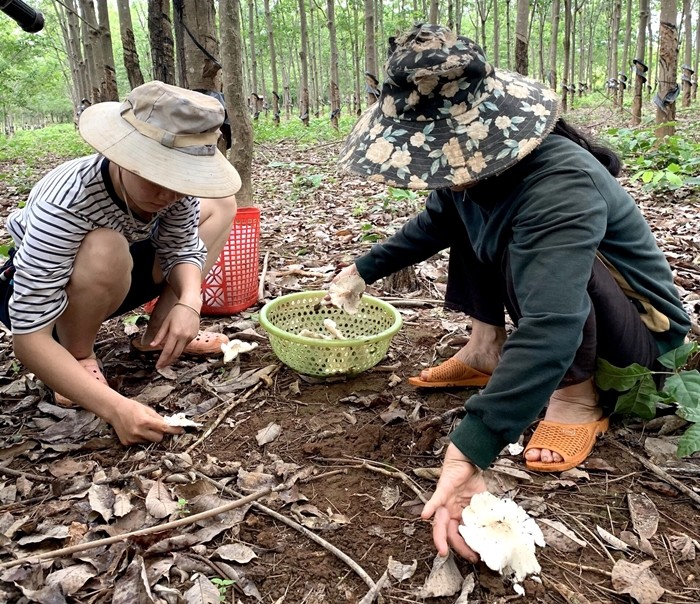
[338, 24, 561, 190]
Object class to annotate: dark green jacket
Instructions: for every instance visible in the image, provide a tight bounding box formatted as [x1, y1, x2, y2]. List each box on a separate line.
[355, 134, 690, 469]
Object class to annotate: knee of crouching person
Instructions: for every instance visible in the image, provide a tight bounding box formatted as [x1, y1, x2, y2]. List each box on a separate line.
[76, 229, 132, 279]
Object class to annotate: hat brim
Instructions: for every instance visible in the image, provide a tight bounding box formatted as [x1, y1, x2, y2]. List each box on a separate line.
[338, 70, 560, 190]
[79, 102, 241, 198]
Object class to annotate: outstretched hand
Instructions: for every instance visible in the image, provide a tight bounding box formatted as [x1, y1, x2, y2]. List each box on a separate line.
[108, 397, 184, 445]
[421, 442, 489, 561]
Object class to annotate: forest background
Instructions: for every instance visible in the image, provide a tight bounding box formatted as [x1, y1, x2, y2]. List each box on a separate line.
[1, 0, 700, 204]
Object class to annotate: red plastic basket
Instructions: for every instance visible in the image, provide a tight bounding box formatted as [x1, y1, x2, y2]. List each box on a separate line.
[143, 207, 260, 316]
[201, 206, 261, 315]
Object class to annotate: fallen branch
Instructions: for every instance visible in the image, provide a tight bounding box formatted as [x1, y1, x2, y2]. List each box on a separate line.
[195, 471, 377, 592]
[0, 487, 271, 570]
[609, 440, 700, 508]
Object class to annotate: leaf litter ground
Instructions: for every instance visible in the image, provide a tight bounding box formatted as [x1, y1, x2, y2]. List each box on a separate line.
[0, 112, 699, 603]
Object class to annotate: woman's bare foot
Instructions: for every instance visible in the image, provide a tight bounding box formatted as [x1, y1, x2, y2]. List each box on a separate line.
[419, 320, 505, 382]
[524, 377, 603, 464]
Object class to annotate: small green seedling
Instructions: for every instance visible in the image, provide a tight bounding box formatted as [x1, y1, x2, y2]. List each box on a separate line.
[211, 577, 236, 602]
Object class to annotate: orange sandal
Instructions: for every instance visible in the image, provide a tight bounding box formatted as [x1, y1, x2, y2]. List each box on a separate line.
[131, 330, 229, 356]
[408, 357, 491, 388]
[524, 417, 609, 472]
[54, 357, 108, 408]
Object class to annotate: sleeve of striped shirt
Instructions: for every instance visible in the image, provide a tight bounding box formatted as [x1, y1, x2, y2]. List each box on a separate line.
[151, 196, 207, 278]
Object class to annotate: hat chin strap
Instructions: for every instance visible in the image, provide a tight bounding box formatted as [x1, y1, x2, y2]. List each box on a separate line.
[120, 106, 219, 155]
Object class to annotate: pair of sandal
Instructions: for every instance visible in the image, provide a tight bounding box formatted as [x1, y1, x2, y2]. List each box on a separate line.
[408, 356, 609, 473]
[54, 331, 228, 408]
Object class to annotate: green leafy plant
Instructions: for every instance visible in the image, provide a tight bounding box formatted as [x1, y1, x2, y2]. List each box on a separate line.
[604, 123, 700, 190]
[596, 342, 700, 457]
[211, 577, 236, 602]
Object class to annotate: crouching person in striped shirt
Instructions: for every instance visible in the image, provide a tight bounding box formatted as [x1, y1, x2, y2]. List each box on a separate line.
[0, 81, 241, 445]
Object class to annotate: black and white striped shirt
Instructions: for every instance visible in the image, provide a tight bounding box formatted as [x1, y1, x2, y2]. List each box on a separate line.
[5, 154, 207, 334]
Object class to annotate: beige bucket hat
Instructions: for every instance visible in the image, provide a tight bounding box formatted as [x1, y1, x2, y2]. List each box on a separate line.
[79, 81, 241, 198]
[339, 24, 561, 190]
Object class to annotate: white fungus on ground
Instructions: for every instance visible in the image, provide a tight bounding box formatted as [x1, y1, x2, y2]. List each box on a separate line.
[458, 492, 545, 585]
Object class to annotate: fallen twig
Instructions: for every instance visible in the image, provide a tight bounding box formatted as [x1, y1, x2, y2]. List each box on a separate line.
[609, 440, 700, 508]
[185, 381, 263, 454]
[258, 250, 270, 301]
[195, 471, 377, 592]
[0, 487, 271, 570]
[0, 464, 52, 483]
[315, 456, 428, 504]
[378, 297, 441, 308]
[541, 574, 596, 604]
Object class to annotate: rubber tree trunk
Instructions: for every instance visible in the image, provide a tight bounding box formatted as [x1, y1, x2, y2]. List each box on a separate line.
[364, 0, 377, 106]
[631, 0, 649, 126]
[548, 0, 560, 91]
[655, 0, 678, 139]
[263, 0, 280, 125]
[298, 0, 310, 126]
[181, 0, 221, 91]
[148, 0, 176, 84]
[682, 0, 692, 107]
[515, 0, 529, 75]
[327, 0, 341, 130]
[117, 0, 144, 89]
[220, 0, 254, 207]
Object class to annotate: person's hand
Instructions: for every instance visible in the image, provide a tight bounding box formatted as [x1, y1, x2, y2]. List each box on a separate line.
[149, 303, 201, 368]
[421, 442, 489, 561]
[107, 397, 184, 445]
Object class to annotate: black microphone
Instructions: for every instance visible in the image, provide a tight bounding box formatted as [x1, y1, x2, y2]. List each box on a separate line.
[0, 0, 44, 33]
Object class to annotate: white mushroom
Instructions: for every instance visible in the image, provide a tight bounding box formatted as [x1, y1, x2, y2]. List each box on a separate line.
[323, 318, 346, 339]
[458, 492, 545, 583]
[220, 339, 259, 363]
[326, 272, 366, 314]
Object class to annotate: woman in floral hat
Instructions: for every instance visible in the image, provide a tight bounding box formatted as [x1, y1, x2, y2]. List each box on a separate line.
[334, 24, 689, 560]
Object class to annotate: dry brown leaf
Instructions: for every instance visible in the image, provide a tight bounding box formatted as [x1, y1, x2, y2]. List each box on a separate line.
[45, 564, 96, 596]
[380, 484, 401, 510]
[668, 534, 696, 561]
[611, 559, 664, 604]
[413, 467, 441, 480]
[134, 384, 175, 405]
[145, 480, 176, 519]
[87, 483, 114, 523]
[256, 422, 282, 446]
[184, 574, 221, 604]
[537, 519, 587, 552]
[596, 525, 630, 552]
[628, 492, 659, 539]
[387, 556, 417, 582]
[416, 552, 463, 598]
[215, 543, 258, 563]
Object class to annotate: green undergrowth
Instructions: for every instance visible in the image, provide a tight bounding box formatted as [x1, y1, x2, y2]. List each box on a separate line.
[597, 342, 700, 458]
[253, 112, 355, 145]
[604, 119, 700, 190]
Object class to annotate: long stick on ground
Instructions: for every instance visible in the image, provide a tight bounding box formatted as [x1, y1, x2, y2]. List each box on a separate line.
[195, 471, 377, 591]
[0, 487, 271, 570]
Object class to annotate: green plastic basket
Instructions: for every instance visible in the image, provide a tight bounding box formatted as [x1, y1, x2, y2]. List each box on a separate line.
[259, 291, 402, 377]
